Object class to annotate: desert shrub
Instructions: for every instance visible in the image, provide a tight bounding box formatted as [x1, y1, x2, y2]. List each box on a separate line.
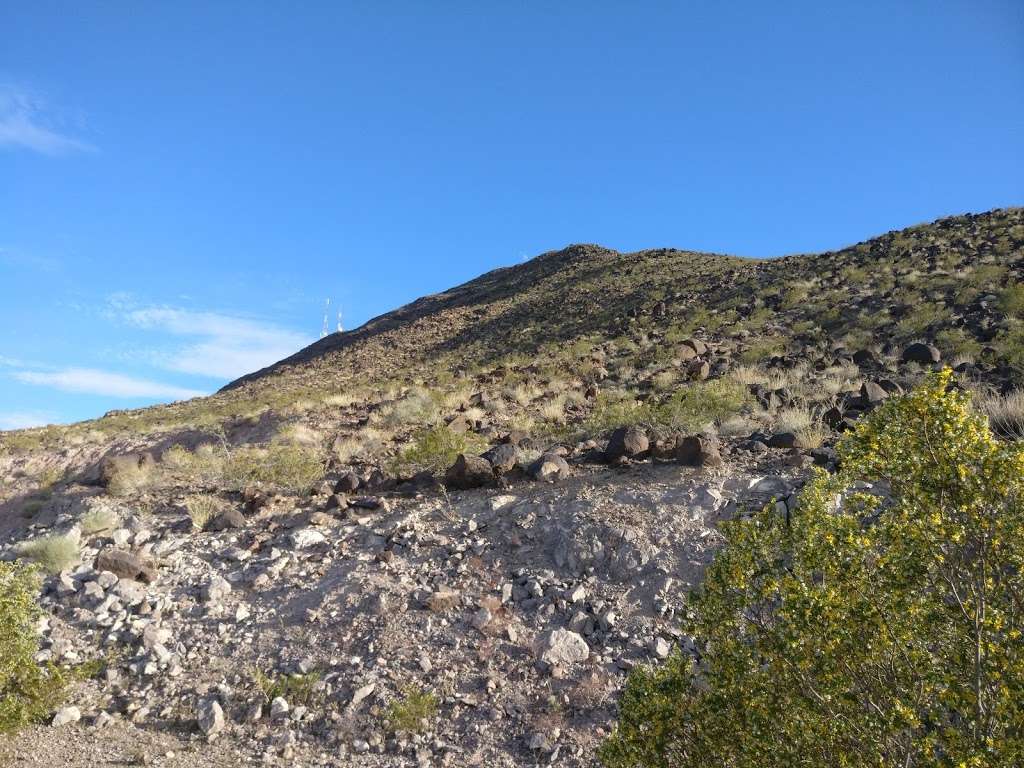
[999, 325, 1024, 380]
[653, 380, 749, 434]
[601, 370, 1024, 767]
[16, 535, 79, 574]
[106, 459, 154, 497]
[391, 426, 486, 475]
[736, 338, 786, 365]
[0, 562, 68, 733]
[584, 381, 749, 437]
[999, 284, 1024, 319]
[183, 494, 224, 530]
[385, 685, 438, 734]
[254, 669, 321, 705]
[80, 506, 118, 536]
[935, 327, 982, 359]
[222, 443, 325, 493]
[381, 387, 442, 428]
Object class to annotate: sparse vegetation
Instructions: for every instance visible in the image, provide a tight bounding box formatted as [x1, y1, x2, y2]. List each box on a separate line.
[222, 443, 326, 493]
[183, 494, 225, 530]
[0, 562, 69, 733]
[253, 669, 321, 705]
[16, 535, 80, 574]
[601, 371, 1024, 766]
[385, 685, 438, 734]
[391, 426, 487, 475]
[80, 506, 118, 536]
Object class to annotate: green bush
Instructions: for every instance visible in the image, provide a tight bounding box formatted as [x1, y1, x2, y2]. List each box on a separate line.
[0, 562, 68, 733]
[391, 426, 486, 475]
[222, 443, 325, 493]
[584, 380, 749, 437]
[253, 669, 321, 705]
[601, 370, 1024, 767]
[16, 535, 80, 574]
[999, 284, 1024, 319]
[385, 685, 438, 734]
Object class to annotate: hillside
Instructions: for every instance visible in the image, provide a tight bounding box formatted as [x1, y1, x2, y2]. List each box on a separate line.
[1, 207, 1023, 767]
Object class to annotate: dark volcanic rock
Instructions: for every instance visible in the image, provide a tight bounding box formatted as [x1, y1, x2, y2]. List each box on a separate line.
[95, 549, 157, 584]
[444, 454, 494, 490]
[604, 426, 649, 461]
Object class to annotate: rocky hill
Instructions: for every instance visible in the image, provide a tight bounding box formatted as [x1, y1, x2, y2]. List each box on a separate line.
[1, 207, 1023, 767]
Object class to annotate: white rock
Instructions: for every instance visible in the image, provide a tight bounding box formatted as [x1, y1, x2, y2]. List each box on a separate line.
[203, 575, 232, 603]
[350, 683, 375, 707]
[52, 706, 81, 727]
[534, 628, 590, 667]
[197, 699, 224, 737]
[650, 637, 671, 659]
[290, 529, 326, 549]
[270, 696, 290, 720]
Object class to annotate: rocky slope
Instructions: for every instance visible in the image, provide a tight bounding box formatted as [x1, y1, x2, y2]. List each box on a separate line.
[1, 207, 1023, 767]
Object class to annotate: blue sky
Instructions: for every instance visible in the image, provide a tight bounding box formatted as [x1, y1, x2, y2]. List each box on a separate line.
[2, 1, 1022, 428]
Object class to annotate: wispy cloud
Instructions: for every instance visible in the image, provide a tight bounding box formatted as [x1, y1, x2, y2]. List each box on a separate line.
[0, 411, 57, 430]
[120, 306, 311, 380]
[0, 86, 94, 155]
[14, 368, 204, 400]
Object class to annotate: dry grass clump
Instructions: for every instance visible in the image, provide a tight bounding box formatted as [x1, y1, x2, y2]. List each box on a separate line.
[183, 494, 225, 530]
[794, 421, 830, 449]
[16, 535, 80, 574]
[774, 406, 815, 434]
[539, 395, 568, 424]
[380, 387, 441, 428]
[323, 391, 363, 408]
[107, 461, 154, 497]
[506, 383, 541, 406]
[275, 424, 322, 447]
[80, 506, 118, 536]
[976, 389, 1024, 440]
[650, 370, 678, 392]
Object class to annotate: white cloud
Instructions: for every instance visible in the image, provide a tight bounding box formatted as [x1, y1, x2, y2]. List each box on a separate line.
[14, 368, 205, 400]
[0, 87, 94, 155]
[122, 307, 311, 380]
[0, 411, 57, 430]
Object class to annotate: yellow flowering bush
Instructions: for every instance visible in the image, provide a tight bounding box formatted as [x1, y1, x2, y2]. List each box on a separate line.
[0, 562, 69, 733]
[601, 370, 1024, 767]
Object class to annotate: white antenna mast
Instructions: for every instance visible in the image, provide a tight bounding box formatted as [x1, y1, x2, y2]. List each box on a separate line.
[337, 307, 344, 333]
[320, 298, 330, 339]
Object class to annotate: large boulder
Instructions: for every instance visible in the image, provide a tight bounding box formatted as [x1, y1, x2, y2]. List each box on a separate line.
[444, 454, 494, 490]
[681, 338, 708, 356]
[902, 342, 940, 365]
[604, 426, 649, 461]
[528, 452, 571, 482]
[860, 380, 890, 406]
[674, 435, 723, 467]
[481, 443, 518, 474]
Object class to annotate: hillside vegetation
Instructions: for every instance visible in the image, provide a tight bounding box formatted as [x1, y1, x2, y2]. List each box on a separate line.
[1, 208, 1023, 767]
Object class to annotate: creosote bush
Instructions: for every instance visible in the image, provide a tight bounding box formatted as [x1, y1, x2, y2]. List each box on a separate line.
[391, 426, 486, 476]
[585, 379, 749, 437]
[601, 370, 1024, 767]
[0, 562, 68, 733]
[222, 443, 326, 493]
